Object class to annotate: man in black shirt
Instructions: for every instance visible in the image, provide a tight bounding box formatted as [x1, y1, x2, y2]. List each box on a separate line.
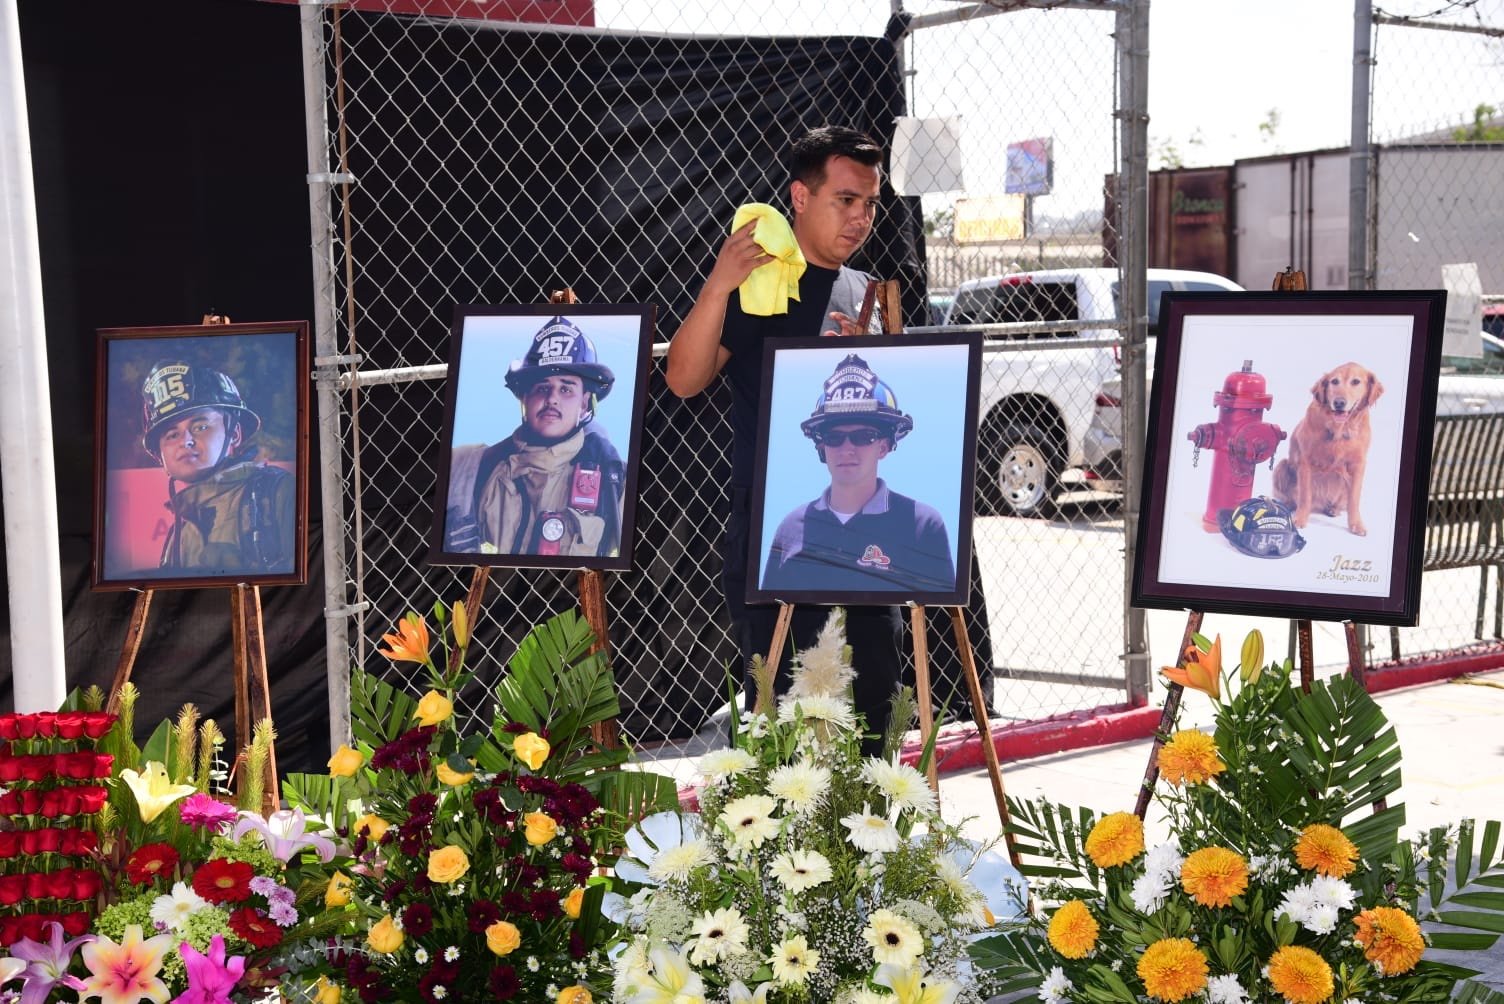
[665, 126, 903, 745]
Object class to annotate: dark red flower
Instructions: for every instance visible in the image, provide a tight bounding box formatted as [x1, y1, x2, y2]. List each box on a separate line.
[529, 888, 561, 921]
[14, 715, 40, 739]
[228, 907, 283, 948]
[125, 843, 180, 886]
[0, 791, 18, 814]
[467, 899, 501, 933]
[569, 929, 586, 959]
[0, 714, 17, 740]
[488, 965, 520, 1000]
[82, 712, 116, 739]
[0, 757, 22, 783]
[0, 832, 16, 858]
[560, 852, 593, 882]
[70, 868, 101, 900]
[401, 902, 434, 937]
[61, 910, 90, 936]
[44, 871, 74, 899]
[0, 875, 24, 906]
[24, 873, 46, 900]
[420, 960, 461, 1002]
[53, 712, 86, 740]
[76, 786, 108, 814]
[192, 858, 254, 903]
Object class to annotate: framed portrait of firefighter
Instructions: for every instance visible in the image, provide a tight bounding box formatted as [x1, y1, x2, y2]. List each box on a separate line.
[429, 304, 654, 571]
[92, 321, 310, 591]
[1132, 290, 1446, 625]
[746, 332, 983, 607]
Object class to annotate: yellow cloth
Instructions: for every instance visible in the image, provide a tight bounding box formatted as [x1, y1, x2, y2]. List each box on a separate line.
[732, 203, 806, 316]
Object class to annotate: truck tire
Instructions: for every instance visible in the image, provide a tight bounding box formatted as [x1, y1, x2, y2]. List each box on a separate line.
[978, 422, 1060, 518]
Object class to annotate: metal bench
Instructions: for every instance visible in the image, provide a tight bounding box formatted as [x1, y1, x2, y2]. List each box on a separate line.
[1389, 409, 1504, 657]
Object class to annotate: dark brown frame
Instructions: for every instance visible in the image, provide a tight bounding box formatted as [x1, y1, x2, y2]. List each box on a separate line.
[92, 321, 310, 591]
[1132, 291, 1446, 625]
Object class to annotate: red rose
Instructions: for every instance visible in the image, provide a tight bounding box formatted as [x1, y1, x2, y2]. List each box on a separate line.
[91, 753, 114, 779]
[25, 873, 46, 900]
[53, 713, 85, 740]
[39, 790, 64, 818]
[61, 911, 89, 936]
[82, 712, 116, 740]
[18, 790, 41, 814]
[18, 756, 51, 783]
[124, 843, 180, 886]
[76, 786, 108, 814]
[228, 907, 283, 948]
[0, 757, 20, 783]
[70, 869, 101, 900]
[0, 832, 17, 858]
[0, 792, 18, 814]
[192, 858, 254, 903]
[61, 753, 97, 780]
[44, 871, 73, 900]
[0, 715, 17, 741]
[32, 714, 56, 739]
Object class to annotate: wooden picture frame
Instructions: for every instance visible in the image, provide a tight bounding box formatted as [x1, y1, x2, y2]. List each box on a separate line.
[92, 321, 310, 590]
[1132, 290, 1446, 625]
[428, 304, 654, 572]
[746, 332, 982, 607]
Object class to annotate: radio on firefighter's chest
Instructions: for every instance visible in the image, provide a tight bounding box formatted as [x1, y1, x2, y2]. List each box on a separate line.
[571, 464, 601, 513]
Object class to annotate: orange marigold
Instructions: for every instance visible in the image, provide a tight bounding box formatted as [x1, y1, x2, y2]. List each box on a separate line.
[1084, 811, 1145, 868]
[1265, 945, 1333, 1004]
[1047, 900, 1099, 959]
[1179, 846, 1249, 907]
[1354, 906, 1425, 975]
[1293, 823, 1359, 878]
[1157, 730, 1225, 786]
[1136, 937, 1208, 1002]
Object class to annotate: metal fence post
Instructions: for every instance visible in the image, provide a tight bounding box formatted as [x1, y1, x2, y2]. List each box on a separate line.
[1349, 0, 1374, 292]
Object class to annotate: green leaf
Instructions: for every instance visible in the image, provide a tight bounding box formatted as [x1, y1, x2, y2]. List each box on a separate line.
[1458, 818, 1477, 889]
[140, 718, 175, 769]
[1450, 891, 1504, 910]
[1438, 910, 1504, 933]
[1428, 932, 1499, 951]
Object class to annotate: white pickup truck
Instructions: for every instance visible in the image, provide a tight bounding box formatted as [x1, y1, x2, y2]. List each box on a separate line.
[934, 267, 1243, 516]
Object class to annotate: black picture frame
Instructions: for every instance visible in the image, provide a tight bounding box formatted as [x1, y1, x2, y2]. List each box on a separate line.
[428, 304, 654, 572]
[1132, 290, 1446, 626]
[92, 321, 310, 591]
[746, 332, 982, 607]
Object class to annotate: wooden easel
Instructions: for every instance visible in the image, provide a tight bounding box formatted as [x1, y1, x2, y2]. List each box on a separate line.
[760, 279, 1021, 868]
[107, 313, 279, 813]
[460, 287, 621, 749]
[1134, 269, 1375, 817]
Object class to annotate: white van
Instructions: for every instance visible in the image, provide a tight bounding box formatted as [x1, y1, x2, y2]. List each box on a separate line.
[939, 267, 1243, 516]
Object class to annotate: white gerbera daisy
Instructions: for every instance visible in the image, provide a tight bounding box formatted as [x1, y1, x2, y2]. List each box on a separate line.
[769, 849, 833, 892]
[689, 906, 751, 965]
[862, 908, 924, 967]
[149, 881, 207, 933]
[647, 838, 715, 882]
[777, 694, 856, 731]
[767, 761, 831, 814]
[1041, 966, 1074, 1004]
[698, 747, 757, 781]
[769, 933, 820, 986]
[720, 794, 780, 849]
[861, 758, 938, 817]
[841, 807, 901, 854]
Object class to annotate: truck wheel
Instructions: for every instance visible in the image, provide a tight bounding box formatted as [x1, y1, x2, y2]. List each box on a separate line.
[979, 423, 1060, 518]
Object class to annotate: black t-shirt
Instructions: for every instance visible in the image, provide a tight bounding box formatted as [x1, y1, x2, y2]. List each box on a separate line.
[719, 264, 840, 487]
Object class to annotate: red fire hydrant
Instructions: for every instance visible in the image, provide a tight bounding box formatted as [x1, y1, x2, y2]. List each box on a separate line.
[1188, 360, 1286, 532]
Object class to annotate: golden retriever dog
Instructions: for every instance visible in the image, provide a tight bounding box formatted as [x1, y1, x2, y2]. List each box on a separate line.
[1271, 362, 1384, 536]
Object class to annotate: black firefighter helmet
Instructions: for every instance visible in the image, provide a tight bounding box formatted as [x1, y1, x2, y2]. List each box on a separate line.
[503, 316, 616, 426]
[1218, 496, 1307, 559]
[800, 353, 913, 458]
[140, 362, 261, 463]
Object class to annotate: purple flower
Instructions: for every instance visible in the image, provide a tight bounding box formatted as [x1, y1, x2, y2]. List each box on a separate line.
[172, 934, 245, 1004]
[268, 900, 299, 928]
[179, 792, 238, 832]
[230, 808, 336, 863]
[8, 922, 92, 1004]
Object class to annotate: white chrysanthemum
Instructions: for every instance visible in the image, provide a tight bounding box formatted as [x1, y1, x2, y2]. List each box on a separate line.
[1304, 902, 1341, 934]
[1309, 875, 1357, 910]
[150, 881, 208, 933]
[1131, 871, 1173, 914]
[841, 807, 901, 854]
[698, 747, 757, 781]
[1041, 966, 1074, 1004]
[861, 758, 938, 817]
[1143, 841, 1185, 882]
[769, 933, 820, 986]
[766, 761, 831, 814]
[777, 694, 857, 731]
[788, 612, 855, 699]
[720, 794, 780, 849]
[1278, 881, 1320, 924]
[647, 838, 715, 882]
[769, 849, 833, 893]
[689, 906, 752, 966]
[863, 908, 925, 967]
[1206, 973, 1249, 1004]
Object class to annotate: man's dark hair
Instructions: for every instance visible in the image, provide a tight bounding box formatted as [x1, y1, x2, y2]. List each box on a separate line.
[789, 126, 883, 190]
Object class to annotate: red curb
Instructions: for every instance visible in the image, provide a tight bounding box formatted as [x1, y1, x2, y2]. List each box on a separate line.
[899, 701, 1164, 776]
[1365, 646, 1504, 693]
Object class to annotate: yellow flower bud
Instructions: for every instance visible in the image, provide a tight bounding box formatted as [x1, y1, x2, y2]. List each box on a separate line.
[1240, 629, 1265, 685]
[314, 976, 342, 1004]
[523, 811, 559, 846]
[556, 986, 592, 1004]
[452, 600, 470, 649]
[514, 732, 551, 771]
[353, 814, 390, 843]
[486, 920, 521, 956]
[563, 886, 585, 919]
[367, 915, 403, 954]
[428, 844, 470, 884]
[327, 744, 364, 778]
[435, 759, 475, 786]
[325, 871, 354, 908]
[414, 690, 453, 727]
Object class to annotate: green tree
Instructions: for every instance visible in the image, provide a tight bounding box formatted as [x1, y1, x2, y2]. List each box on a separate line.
[924, 206, 955, 239]
[1453, 103, 1504, 142]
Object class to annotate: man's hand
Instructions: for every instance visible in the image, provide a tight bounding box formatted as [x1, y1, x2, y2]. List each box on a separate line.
[705, 220, 774, 295]
[825, 311, 864, 336]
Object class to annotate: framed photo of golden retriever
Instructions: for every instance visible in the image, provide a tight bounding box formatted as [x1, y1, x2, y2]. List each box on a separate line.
[1132, 290, 1446, 625]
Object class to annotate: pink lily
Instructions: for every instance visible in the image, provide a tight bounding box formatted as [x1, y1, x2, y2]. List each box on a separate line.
[229, 807, 336, 863]
[8, 921, 92, 1004]
[171, 935, 245, 1004]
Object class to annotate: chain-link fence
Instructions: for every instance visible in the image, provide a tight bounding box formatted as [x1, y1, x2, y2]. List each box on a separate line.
[298, 0, 1146, 754]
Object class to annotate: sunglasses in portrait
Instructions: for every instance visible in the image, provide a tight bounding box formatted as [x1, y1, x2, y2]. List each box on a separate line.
[817, 428, 884, 448]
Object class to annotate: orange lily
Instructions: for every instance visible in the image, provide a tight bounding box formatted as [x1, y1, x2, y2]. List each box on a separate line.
[1160, 635, 1222, 700]
[379, 613, 431, 665]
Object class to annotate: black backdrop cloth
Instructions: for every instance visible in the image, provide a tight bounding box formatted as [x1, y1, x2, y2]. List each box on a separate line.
[3, 0, 993, 769]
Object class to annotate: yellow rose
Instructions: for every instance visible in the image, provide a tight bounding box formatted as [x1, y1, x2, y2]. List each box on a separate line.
[314, 976, 342, 1004]
[436, 759, 475, 786]
[325, 871, 354, 908]
[327, 744, 364, 778]
[486, 920, 521, 956]
[563, 886, 585, 919]
[428, 844, 471, 884]
[523, 811, 559, 846]
[353, 814, 390, 843]
[513, 732, 551, 770]
[367, 915, 403, 954]
[414, 690, 453, 727]
[557, 987, 592, 1004]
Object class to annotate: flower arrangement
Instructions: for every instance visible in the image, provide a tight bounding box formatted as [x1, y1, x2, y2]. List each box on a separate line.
[608, 609, 1021, 1004]
[975, 630, 1504, 1004]
[281, 602, 680, 1003]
